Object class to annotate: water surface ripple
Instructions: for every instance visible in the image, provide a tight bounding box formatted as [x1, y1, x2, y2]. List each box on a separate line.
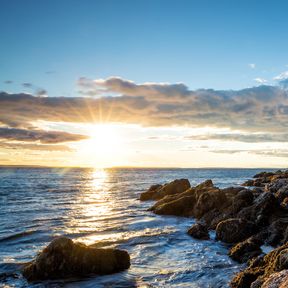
[0, 168, 274, 287]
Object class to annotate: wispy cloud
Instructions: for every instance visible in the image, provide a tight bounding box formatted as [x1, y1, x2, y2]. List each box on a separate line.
[0, 142, 72, 152]
[249, 63, 256, 69]
[185, 132, 288, 143]
[0, 127, 88, 144]
[254, 78, 267, 84]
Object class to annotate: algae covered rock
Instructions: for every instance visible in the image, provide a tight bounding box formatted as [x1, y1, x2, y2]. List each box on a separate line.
[23, 237, 130, 281]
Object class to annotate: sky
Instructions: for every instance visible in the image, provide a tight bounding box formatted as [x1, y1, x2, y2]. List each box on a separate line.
[1, 0, 288, 168]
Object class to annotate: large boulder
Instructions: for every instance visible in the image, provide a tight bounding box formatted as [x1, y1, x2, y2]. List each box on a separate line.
[149, 179, 217, 217]
[140, 179, 190, 201]
[187, 223, 210, 240]
[23, 237, 130, 281]
[216, 218, 255, 243]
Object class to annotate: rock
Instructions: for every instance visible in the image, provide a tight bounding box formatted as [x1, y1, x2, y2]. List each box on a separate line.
[149, 179, 218, 217]
[265, 220, 288, 246]
[265, 179, 288, 194]
[276, 185, 288, 202]
[242, 178, 265, 187]
[229, 236, 262, 263]
[140, 184, 162, 201]
[237, 192, 277, 227]
[140, 179, 190, 201]
[151, 194, 196, 216]
[22, 237, 130, 281]
[260, 270, 288, 288]
[231, 242, 288, 288]
[216, 218, 255, 243]
[187, 223, 209, 240]
[281, 197, 288, 208]
[193, 188, 227, 219]
[253, 172, 275, 179]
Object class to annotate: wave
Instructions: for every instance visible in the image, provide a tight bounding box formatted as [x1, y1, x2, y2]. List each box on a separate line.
[0, 230, 39, 243]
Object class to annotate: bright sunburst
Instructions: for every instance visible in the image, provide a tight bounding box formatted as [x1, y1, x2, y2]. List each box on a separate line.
[87, 124, 123, 153]
[76, 124, 127, 167]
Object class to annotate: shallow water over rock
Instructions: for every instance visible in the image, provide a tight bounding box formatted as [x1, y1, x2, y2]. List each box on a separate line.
[0, 167, 277, 287]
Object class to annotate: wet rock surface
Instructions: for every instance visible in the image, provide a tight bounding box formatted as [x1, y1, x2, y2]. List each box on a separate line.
[140, 169, 288, 287]
[22, 237, 130, 281]
[187, 223, 210, 240]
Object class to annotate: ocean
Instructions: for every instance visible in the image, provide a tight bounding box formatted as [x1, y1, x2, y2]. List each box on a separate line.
[0, 167, 276, 287]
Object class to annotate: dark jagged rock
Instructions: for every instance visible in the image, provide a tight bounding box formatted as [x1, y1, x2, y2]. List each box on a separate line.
[231, 242, 288, 288]
[22, 237, 130, 281]
[229, 236, 263, 263]
[140, 179, 190, 201]
[215, 218, 255, 244]
[237, 192, 278, 227]
[187, 223, 209, 240]
[265, 220, 288, 247]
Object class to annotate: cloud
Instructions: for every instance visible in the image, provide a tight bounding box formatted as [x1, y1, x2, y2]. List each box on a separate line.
[211, 148, 288, 158]
[186, 132, 288, 143]
[0, 142, 72, 152]
[254, 78, 267, 84]
[273, 72, 288, 89]
[1, 77, 288, 135]
[4, 80, 13, 84]
[0, 127, 88, 144]
[249, 63, 256, 69]
[274, 71, 288, 81]
[22, 83, 33, 88]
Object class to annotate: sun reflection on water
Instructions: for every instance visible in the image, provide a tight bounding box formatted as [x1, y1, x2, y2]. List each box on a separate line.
[65, 168, 120, 244]
[91, 168, 108, 190]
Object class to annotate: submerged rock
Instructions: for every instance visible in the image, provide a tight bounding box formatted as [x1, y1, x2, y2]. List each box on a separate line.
[187, 223, 210, 240]
[22, 237, 130, 281]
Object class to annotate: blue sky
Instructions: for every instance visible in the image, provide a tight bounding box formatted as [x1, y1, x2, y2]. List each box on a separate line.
[1, 0, 288, 96]
[1, 0, 288, 167]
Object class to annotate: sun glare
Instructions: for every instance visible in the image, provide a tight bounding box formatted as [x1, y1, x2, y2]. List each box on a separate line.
[77, 124, 127, 167]
[87, 124, 122, 153]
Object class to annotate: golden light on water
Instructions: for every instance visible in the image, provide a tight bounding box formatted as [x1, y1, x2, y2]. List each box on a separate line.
[64, 168, 115, 244]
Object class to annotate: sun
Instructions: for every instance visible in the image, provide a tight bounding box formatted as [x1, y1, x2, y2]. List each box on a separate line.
[76, 124, 127, 167]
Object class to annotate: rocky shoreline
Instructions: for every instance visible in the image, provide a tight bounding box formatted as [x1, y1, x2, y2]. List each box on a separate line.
[140, 170, 288, 287]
